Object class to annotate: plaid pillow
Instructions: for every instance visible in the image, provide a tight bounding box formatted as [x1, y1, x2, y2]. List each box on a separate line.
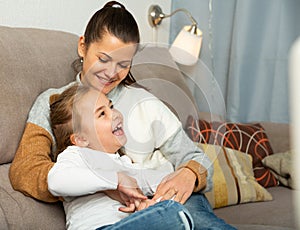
[186, 116, 278, 187]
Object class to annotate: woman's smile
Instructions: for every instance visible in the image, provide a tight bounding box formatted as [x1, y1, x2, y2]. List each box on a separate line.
[95, 73, 117, 86]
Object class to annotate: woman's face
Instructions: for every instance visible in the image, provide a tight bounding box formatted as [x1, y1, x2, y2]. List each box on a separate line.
[78, 33, 137, 94]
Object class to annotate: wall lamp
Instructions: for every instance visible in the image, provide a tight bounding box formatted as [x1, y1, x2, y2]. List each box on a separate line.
[148, 5, 203, 66]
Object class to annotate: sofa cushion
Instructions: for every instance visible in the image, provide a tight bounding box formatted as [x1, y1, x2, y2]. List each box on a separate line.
[214, 186, 296, 229]
[186, 116, 278, 187]
[0, 26, 78, 164]
[0, 164, 65, 229]
[201, 144, 272, 209]
[232, 225, 295, 230]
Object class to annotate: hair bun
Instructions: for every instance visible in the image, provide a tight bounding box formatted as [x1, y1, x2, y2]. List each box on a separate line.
[49, 94, 60, 106]
[103, 1, 126, 10]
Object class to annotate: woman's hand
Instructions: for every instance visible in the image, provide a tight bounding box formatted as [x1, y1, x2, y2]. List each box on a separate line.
[152, 168, 196, 204]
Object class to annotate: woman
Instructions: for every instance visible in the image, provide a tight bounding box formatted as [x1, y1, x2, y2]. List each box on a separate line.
[9, 1, 235, 229]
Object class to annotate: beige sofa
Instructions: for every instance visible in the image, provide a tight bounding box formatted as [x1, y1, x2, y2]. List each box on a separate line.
[0, 26, 296, 230]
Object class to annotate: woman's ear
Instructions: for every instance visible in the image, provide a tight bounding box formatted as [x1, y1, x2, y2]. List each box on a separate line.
[70, 133, 89, 147]
[78, 36, 86, 58]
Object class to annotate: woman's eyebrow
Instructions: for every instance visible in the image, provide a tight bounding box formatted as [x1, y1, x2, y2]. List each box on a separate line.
[98, 52, 112, 60]
[119, 60, 131, 64]
[99, 52, 132, 63]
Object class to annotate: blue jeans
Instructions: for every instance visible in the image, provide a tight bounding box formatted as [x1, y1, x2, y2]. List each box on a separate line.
[96, 200, 194, 230]
[183, 193, 237, 230]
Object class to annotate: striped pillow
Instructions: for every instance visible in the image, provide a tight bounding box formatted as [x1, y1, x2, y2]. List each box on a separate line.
[201, 143, 273, 209]
[186, 116, 278, 187]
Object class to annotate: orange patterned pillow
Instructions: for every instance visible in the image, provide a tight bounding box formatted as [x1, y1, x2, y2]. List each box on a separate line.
[185, 116, 278, 187]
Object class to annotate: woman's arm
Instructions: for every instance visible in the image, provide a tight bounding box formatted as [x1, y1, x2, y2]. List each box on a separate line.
[160, 128, 213, 191]
[141, 97, 213, 203]
[152, 128, 213, 204]
[9, 122, 59, 202]
[141, 97, 213, 192]
[9, 83, 77, 203]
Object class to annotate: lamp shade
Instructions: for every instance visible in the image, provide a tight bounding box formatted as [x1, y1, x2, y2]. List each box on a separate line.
[169, 26, 203, 66]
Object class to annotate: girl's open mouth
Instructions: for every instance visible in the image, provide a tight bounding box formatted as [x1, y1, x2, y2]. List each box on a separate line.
[112, 123, 124, 136]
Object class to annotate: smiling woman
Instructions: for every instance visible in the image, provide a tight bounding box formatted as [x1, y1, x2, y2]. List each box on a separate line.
[78, 35, 138, 94]
[8, 1, 235, 229]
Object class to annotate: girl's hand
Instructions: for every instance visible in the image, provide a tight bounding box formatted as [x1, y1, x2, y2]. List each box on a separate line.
[103, 189, 143, 213]
[136, 198, 157, 211]
[117, 172, 147, 200]
[152, 168, 196, 204]
[117, 172, 147, 213]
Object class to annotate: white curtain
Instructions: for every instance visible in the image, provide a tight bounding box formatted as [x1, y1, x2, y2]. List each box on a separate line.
[170, 0, 300, 123]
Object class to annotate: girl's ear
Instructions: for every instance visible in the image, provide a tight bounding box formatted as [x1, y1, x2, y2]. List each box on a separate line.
[70, 133, 89, 147]
[78, 36, 86, 58]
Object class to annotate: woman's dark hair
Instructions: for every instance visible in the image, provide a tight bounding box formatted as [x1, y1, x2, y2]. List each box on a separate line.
[73, 1, 140, 87]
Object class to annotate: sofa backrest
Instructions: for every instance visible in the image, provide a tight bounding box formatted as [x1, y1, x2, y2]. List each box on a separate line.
[0, 26, 197, 165]
[0, 26, 78, 164]
[131, 46, 198, 128]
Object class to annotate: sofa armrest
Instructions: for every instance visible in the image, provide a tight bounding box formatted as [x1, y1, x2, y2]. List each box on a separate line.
[0, 164, 66, 229]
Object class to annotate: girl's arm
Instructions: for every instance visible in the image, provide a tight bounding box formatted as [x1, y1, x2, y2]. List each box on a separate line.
[47, 150, 119, 197]
[48, 148, 148, 202]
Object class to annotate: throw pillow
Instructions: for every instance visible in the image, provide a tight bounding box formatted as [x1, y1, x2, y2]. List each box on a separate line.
[186, 116, 278, 187]
[262, 150, 295, 189]
[201, 143, 273, 209]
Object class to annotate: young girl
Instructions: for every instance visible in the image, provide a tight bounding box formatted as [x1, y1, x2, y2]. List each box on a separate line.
[48, 84, 193, 229]
[10, 1, 235, 229]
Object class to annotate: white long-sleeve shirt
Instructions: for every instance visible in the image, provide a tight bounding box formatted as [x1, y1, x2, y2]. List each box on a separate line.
[48, 146, 174, 230]
[30, 74, 213, 193]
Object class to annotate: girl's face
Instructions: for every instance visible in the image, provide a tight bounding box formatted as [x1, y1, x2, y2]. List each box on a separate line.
[78, 33, 137, 94]
[75, 89, 127, 153]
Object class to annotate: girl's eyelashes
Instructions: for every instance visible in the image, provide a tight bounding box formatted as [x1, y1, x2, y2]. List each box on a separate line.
[98, 103, 113, 118]
[99, 111, 105, 117]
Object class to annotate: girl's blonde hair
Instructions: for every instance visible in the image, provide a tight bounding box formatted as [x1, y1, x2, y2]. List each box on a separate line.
[50, 84, 90, 161]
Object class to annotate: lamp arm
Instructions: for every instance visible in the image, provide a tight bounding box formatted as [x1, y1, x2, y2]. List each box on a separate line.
[163, 8, 198, 26]
[148, 5, 199, 28]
